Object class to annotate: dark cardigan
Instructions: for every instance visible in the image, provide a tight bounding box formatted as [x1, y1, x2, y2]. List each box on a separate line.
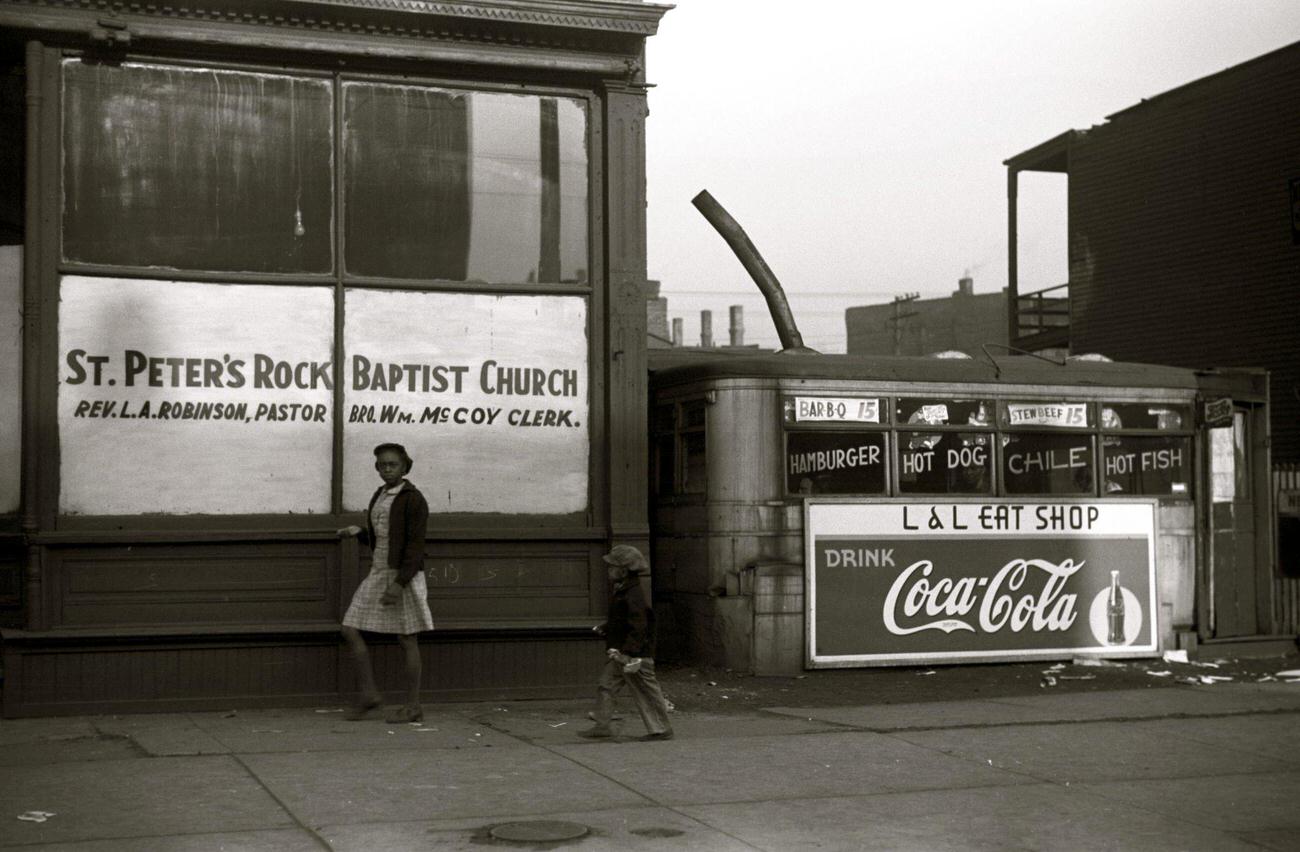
[357, 481, 429, 587]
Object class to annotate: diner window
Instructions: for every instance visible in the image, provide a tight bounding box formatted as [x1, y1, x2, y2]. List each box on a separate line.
[1102, 435, 1192, 496]
[1002, 433, 1095, 495]
[786, 431, 886, 495]
[63, 60, 334, 273]
[679, 400, 707, 495]
[652, 404, 675, 497]
[898, 432, 992, 494]
[894, 398, 992, 494]
[1101, 402, 1194, 497]
[343, 83, 588, 284]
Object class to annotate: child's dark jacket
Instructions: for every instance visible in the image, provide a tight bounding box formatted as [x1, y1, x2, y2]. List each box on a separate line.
[604, 579, 656, 658]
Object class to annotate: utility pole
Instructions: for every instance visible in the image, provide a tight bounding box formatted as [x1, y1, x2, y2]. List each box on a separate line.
[889, 293, 920, 355]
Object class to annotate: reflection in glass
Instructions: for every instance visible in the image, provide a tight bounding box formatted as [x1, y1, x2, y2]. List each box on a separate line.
[344, 82, 587, 284]
[63, 61, 334, 273]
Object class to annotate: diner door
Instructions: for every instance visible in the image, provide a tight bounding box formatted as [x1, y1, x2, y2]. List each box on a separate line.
[1208, 405, 1267, 637]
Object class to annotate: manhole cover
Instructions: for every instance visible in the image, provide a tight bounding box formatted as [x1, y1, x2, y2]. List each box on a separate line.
[489, 820, 590, 843]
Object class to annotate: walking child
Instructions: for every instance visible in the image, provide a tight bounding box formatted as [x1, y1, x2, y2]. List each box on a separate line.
[579, 545, 674, 741]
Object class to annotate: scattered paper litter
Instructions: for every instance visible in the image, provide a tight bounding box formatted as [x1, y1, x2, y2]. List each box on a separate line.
[1256, 675, 1277, 682]
[918, 670, 937, 676]
[17, 812, 56, 823]
[1275, 669, 1300, 678]
[415, 728, 440, 732]
[1146, 670, 1172, 677]
[1040, 675, 1057, 687]
[1162, 650, 1189, 664]
[1072, 656, 1124, 667]
[1058, 674, 1097, 681]
[1043, 664, 1066, 673]
[315, 708, 344, 714]
[549, 722, 567, 728]
[1200, 675, 1233, 683]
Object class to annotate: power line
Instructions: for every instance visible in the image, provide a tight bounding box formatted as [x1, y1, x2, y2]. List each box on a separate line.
[659, 289, 899, 298]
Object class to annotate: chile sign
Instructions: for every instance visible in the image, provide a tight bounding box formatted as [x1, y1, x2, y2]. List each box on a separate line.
[805, 499, 1159, 666]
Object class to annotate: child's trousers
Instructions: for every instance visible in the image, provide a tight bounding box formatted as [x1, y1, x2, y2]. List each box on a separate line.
[592, 657, 672, 735]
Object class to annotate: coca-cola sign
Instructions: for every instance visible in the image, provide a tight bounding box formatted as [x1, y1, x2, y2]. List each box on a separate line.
[805, 499, 1159, 666]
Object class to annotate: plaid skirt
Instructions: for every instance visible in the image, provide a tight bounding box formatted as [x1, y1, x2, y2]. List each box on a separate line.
[342, 566, 434, 635]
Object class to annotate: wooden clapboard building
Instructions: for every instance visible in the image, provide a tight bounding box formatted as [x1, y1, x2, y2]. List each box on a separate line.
[1005, 39, 1300, 645]
[0, 0, 669, 716]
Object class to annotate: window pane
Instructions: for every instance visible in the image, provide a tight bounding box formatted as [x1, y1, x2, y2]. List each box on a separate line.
[63, 61, 333, 273]
[1101, 403, 1190, 431]
[1002, 433, 1095, 495]
[896, 398, 991, 427]
[681, 401, 707, 429]
[652, 404, 675, 432]
[786, 432, 886, 495]
[58, 276, 333, 514]
[344, 82, 588, 283]
[1102, 436, 1192, 496]
[682, 432, 706, 494]
[655, 433, 675, 496]
[898, 431, 992, 494]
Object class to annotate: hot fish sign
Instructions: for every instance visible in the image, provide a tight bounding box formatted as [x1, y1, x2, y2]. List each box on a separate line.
[805, 499, 1159, 666]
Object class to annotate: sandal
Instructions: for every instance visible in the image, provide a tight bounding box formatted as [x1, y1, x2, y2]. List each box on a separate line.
[344, 695, 382, 721]
[385, 705, 424, 724]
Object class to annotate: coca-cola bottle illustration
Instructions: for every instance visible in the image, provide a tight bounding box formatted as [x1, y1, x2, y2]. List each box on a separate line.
[1107, 570, 1126, 644]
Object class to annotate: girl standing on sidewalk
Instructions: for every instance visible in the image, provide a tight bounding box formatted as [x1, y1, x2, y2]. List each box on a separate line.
[337, 442, 433, 723]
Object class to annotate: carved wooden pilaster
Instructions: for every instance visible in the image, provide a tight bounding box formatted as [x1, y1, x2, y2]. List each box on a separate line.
[602, 77, 648, 555]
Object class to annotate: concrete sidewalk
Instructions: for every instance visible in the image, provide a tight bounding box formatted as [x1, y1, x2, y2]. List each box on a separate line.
[2, 682, 1298, 851]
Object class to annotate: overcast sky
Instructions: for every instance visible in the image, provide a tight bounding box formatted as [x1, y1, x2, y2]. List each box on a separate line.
[643, 1, 1300, 352]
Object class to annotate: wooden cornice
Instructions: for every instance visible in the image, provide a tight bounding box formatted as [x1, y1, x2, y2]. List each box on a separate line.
[0, 0, 672, 72]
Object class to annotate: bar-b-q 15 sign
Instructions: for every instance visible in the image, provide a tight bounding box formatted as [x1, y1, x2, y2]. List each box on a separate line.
[805, 499, 1159, 666]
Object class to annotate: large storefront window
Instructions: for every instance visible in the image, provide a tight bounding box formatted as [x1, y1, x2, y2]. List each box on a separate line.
[55, 58, 595, 519]
[57, 277, 334, 514]
[341, 289, 589, 514]
[62, 61, 334, 273]
[343, 83, 588, 284]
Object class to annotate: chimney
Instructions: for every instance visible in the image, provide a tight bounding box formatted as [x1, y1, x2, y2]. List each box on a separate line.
[700, 310, 714, 348]
[729, 305, 744, 347]
[671, 317, 683, 347]
[956, 275, 974, 297]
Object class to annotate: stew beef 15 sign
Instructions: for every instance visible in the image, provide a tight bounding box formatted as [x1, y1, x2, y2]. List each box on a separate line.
[805, 499, 1159, 666]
